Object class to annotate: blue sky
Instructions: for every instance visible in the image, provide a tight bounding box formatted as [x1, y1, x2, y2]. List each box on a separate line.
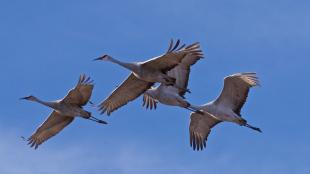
[0, 0, 309, 173]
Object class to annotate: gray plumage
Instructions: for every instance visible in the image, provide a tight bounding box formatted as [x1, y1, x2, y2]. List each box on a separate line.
[188, 72, 261, 151]
[142, 44, 203, 112]
[21, 74, 107, 149]
[95, 39, 202, 115]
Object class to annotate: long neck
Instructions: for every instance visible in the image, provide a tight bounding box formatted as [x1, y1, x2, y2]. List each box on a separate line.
[188, 104, 203, 111]
[189, 104, 219, 119]
[34, 97, 58, 110]
[109, 57, 138, 72]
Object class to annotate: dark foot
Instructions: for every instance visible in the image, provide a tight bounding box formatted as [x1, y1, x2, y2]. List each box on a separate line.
[251, 126, 262, 133]
[89, 116, 108, 125]
[245, 123, 262, 133]
[97, 120, 108, 124]
[186, 88, 191, 93]
[239, 118, 247, 125]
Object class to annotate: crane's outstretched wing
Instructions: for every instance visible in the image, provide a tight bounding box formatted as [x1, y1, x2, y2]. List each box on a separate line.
[164, 48, 203, 96]
[189, 112, 221, 151]
[213, 72, 260, 115]
[142, 39, 203, 73]
[62, 74, 94, 106]
[28, 111, 74, 149]
[142, 45, 203, 110]
[98, 73, 153, 115]
[142, 93, 158, 110]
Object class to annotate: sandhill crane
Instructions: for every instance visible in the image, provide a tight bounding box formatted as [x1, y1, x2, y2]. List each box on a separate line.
[20, 74, 107, 149]
[142, 47, 204, 113]
[94, 39, 202, 115]
[188, 72, 261, 151]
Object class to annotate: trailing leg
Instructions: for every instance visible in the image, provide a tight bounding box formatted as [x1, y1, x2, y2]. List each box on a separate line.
[237, 117, 262, 133]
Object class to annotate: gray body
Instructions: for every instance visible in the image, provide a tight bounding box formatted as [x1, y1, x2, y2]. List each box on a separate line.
[145, 86, 189, 108]
[142, 43, 204, 112]
[96, 40, 203, 115]
[194, 102, 245, 124]
[39, 100, 91, 119]
[21, 74, 106, 149]
[103, 58, 175, 85]
[188, 73, 262, 151]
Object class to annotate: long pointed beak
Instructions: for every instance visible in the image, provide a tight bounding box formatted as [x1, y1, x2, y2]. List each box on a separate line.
[93, 57, 102, 61]
[20, 97, 28, 100]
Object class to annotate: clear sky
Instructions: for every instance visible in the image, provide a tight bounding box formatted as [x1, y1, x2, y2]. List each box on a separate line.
[0, 0, 309, 173]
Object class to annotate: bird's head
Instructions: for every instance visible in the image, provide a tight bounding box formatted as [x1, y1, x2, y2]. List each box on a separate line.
[20, 95, 38, 101]
[93, 54, 113, 61]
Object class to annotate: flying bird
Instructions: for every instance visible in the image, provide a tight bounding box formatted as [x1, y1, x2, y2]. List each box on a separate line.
[188, 72, 262, 151]
[142, 46, 204, 113]
[21, 74, 107, 149]
[94, 39, 202, 115]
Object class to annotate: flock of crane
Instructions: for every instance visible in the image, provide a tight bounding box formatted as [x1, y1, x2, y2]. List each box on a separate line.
[21, 39, 261, 150]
